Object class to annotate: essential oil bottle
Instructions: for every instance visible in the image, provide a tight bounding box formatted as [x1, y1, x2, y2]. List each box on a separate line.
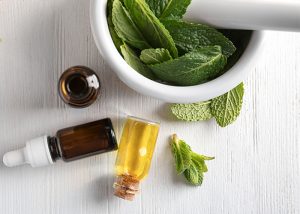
[58, 66, 100, 108]
[113, 116, 160, 201]
[3, 119, 118, 167]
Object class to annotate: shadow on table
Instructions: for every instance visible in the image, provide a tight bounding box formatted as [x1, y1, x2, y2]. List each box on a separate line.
[91, 174, 116, 203]
[155, 103, 178, 122]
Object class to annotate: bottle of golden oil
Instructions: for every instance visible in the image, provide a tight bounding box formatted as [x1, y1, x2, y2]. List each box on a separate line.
[113, 116, 160, 201]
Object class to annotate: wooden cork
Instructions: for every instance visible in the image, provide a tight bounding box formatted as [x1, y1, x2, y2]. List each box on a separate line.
[113, 175, 140, 201]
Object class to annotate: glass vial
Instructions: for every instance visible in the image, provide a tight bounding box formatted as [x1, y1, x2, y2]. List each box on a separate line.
[113, 116, 160, 201]
[3, 118, 118, 167]
[58, 66, 100, 108]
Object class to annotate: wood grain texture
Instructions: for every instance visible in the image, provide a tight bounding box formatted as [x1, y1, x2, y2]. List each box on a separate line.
[0, 0, 299, 214]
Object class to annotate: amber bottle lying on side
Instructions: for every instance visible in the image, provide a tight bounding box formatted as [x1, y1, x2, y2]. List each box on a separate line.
[3, 118, 118, 167]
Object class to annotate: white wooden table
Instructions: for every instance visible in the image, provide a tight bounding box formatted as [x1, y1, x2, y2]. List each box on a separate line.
[0, 0, 299, 213]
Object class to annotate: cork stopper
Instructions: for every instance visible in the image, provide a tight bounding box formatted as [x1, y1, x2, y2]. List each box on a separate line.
[113, 175, 140, 201]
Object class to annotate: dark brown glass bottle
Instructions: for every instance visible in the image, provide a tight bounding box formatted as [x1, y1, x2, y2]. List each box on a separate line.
[3, 118, 118, 167]
[58, 66, 100, 108]
[50, 119, 117, 161]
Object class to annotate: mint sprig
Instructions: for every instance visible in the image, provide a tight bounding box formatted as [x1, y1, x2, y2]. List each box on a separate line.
[170, 134, 214, 186]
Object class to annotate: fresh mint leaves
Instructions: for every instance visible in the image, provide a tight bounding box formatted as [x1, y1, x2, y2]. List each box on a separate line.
[120, 44, 156, 80]
[211, 83, 244, 127]
[107, 0, 236, 86]
[124, 0, 178, 57]
[149, 46, 227, 86]
[146, 0, 192, 20]
[170, 134, 214, 186]
[112, 0, 151, 50]
[140, 48, 172, 65]
[171, 83, 245, 127]
[162, 19, 236, 57]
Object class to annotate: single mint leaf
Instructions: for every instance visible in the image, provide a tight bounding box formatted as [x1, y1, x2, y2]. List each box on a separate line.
[183, 160, 204, 186]
[162, 19, 236, 57]
[211, 83, 244, 127]
[120, 44, 155, 79]
[107, 0, 123, 52]
[191, 152, 214, 173]
[140, 48, 172, 65]
[112, 0, 151, 50]
[149, 46, 227, 86]
[194, 158, 208, 173]
[170, 134, 192, 174]
[124, 0, 178, 57]
[108, 15, 123, 53]
[171, 101, 213, 121]
[145, 0, 192, 20]
[191, 152, 215, 161]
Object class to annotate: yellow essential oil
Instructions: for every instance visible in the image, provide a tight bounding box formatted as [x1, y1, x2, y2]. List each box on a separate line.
[113, 116, 160, 201]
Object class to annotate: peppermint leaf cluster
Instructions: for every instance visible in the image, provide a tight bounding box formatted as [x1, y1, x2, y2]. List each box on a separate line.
[107, 0, 236, 86]
[170, 134, 214, 186]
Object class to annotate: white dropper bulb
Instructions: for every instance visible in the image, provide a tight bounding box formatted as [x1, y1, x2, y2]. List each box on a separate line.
[3, 135, 54, 168]
[3, 149, 27, 167]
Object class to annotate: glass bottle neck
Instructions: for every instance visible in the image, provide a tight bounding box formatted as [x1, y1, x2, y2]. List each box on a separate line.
[47, 136, 61, 161]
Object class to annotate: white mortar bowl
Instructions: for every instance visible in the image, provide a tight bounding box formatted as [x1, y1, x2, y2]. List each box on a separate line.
[90, 0, 264, 103]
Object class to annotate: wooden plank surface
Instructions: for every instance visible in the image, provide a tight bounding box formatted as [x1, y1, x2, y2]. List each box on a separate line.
[0, 0, 299, 213]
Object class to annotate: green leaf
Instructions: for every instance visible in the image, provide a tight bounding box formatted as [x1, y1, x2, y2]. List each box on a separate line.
[107, 0, 123, 52]
[183, 160, 204, 186]
[108, 15, 123, 53]
[211, 83, 244, 127]
[112, 0, 151, 50]
[184, 152, 214, 185]
[170, 134, 192, 174]
[191, 152, 215, 161]
[145, 0, 192, 19]
[195, 159, 208, 173]
[171, 101, 213, 121]
[170, 134, 214, 186]
[123, 0, 178, 57]
[140, 48, 172, 65]
[120, 43, 155, 79]
[149, 46, 227, 86]
[191, 152, 214, 173]
[162, 19, 236, 57]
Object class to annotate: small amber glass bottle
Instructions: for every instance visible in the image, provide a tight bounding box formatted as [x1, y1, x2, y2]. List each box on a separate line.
[58, 66, 100, 108]
[113, 116, 160, 201]
[3, 118, 118, 167]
